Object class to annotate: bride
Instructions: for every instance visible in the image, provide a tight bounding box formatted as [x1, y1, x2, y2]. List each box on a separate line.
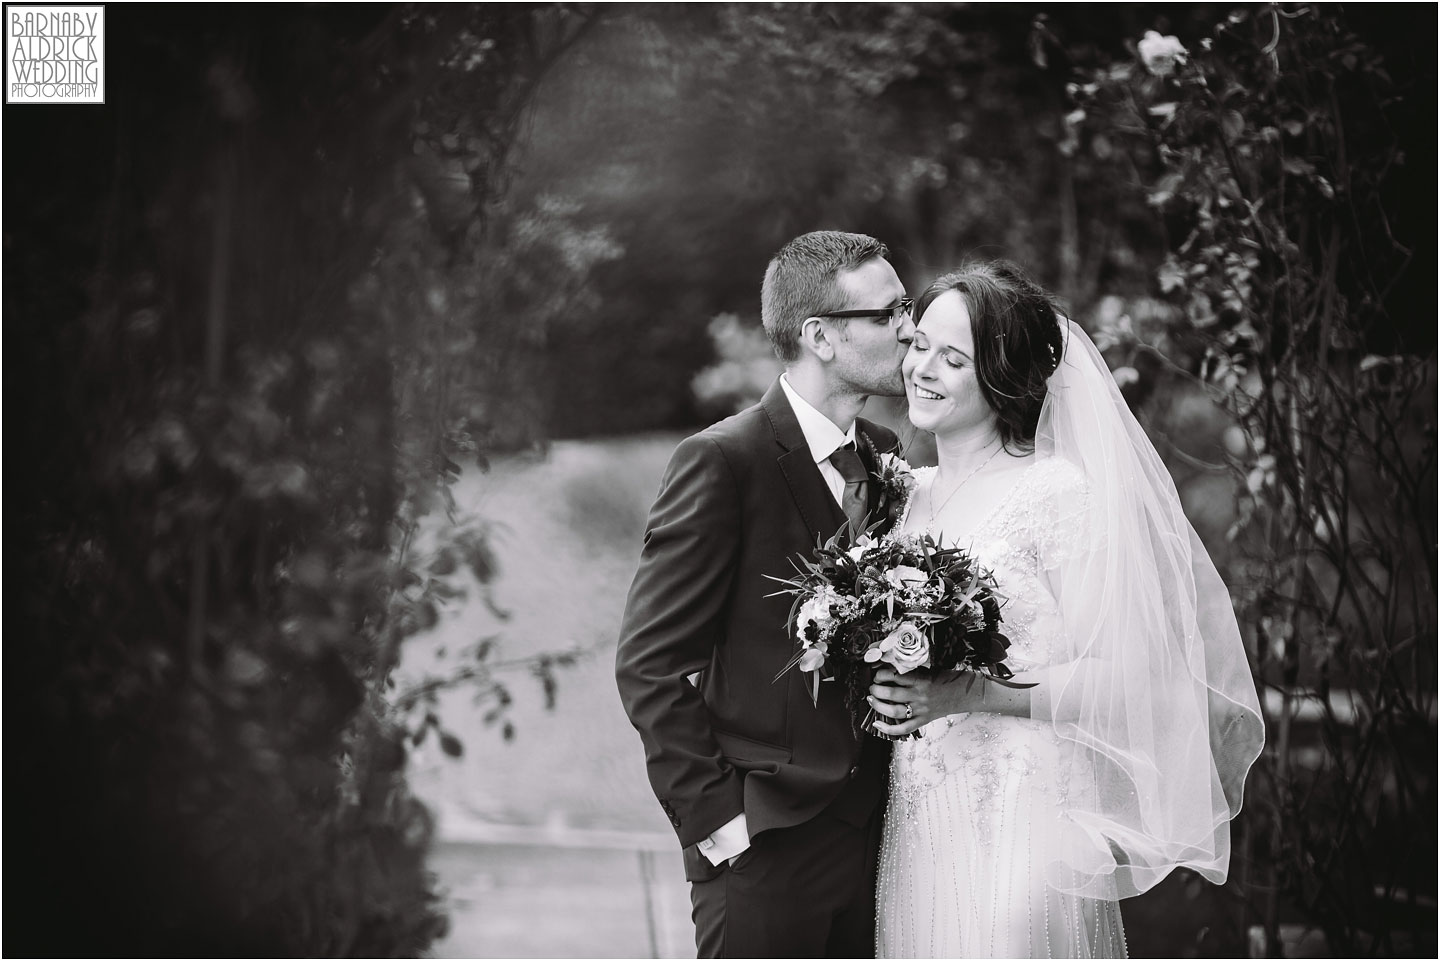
[865, 261, 1264, 958]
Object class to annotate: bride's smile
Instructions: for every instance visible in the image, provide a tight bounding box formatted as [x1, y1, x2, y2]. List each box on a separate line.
[901, 290, 992, 438]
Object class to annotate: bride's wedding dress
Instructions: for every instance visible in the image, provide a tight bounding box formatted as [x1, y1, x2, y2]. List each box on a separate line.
[876, 459, 1127, 959]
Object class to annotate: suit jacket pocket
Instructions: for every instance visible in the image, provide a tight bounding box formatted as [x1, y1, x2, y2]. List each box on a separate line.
[714, 729, 791, 773]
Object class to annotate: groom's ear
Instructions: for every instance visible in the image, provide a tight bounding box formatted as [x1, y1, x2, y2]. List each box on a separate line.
[798, 316, 837, 362]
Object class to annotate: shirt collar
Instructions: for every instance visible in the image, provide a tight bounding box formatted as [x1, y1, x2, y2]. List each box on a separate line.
[779, 373, 857, 465]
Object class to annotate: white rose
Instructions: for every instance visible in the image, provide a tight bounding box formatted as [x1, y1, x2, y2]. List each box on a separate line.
[884, 565, 928, 592]
[1138, 30, 1187, 78]
[863, 621, 931, 674]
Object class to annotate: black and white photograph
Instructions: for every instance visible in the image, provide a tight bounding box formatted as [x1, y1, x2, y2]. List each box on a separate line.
[6, 4, 1434, 958]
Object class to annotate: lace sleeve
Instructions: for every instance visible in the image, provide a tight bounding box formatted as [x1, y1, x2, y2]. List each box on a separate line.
[1032, 458, 1096, 569]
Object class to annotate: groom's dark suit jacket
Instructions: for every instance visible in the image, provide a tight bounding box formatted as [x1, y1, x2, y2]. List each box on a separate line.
[616, 379, 897, 879]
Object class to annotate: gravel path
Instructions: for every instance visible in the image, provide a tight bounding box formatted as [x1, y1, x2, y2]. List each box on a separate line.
[398, 435, 696, 957]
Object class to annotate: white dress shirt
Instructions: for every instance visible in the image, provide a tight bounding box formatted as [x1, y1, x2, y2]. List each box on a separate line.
[780, 373, 858, 503]
[699, 374, 857, 866]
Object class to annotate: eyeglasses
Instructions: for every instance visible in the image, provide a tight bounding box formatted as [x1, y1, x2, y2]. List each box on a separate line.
[815, 297, 913, 325]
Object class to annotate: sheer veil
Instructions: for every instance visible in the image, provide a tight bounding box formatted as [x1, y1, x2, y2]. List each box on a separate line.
[1033, 319, 1265, 899]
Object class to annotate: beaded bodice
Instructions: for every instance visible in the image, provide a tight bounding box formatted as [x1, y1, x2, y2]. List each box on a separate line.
[889, 457, 1090, 808]
[897, 458, 1088, 671]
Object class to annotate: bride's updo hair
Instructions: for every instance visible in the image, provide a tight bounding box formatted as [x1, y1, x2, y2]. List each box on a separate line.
[913, 260, 1065, 452]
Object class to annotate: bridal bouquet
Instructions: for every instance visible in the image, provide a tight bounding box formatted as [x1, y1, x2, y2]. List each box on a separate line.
[769, 530, 1030, 739]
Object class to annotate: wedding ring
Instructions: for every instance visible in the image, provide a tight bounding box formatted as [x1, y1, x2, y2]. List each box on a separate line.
[904, 703, 913, 720]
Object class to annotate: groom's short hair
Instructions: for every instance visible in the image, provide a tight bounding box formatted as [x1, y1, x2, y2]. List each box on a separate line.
[761, 231, 889, 363]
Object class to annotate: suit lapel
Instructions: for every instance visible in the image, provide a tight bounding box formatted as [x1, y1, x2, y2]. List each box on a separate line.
[762, 380, 847, 539]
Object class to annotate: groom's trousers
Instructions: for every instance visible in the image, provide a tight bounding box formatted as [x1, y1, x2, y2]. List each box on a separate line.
[688, 799, 884, 958]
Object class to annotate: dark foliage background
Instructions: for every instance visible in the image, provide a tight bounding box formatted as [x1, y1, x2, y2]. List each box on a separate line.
[6, 5, 603, 954]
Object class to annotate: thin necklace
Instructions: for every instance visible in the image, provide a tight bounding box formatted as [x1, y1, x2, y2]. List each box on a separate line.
[927, 443, 1004, 527]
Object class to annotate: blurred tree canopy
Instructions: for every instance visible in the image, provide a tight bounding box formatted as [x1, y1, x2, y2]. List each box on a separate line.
[497, 3, 1430, 439]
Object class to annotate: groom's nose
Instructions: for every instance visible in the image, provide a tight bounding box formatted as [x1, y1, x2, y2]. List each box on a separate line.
[895, 315, 915, 345]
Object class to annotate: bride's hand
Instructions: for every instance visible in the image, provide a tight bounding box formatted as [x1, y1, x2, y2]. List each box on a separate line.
[866, 667, 976, 737]
[868, 667, 1031, 737]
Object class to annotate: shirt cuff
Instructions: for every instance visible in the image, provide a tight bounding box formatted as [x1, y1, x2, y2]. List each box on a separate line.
[697, 812, 750, 865]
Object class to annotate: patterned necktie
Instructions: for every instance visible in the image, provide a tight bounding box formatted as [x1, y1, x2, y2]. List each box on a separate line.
[829, 442, 870, 536]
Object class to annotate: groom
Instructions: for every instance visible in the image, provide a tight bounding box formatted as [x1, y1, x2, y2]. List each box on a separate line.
[615, 231, 914, 957]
